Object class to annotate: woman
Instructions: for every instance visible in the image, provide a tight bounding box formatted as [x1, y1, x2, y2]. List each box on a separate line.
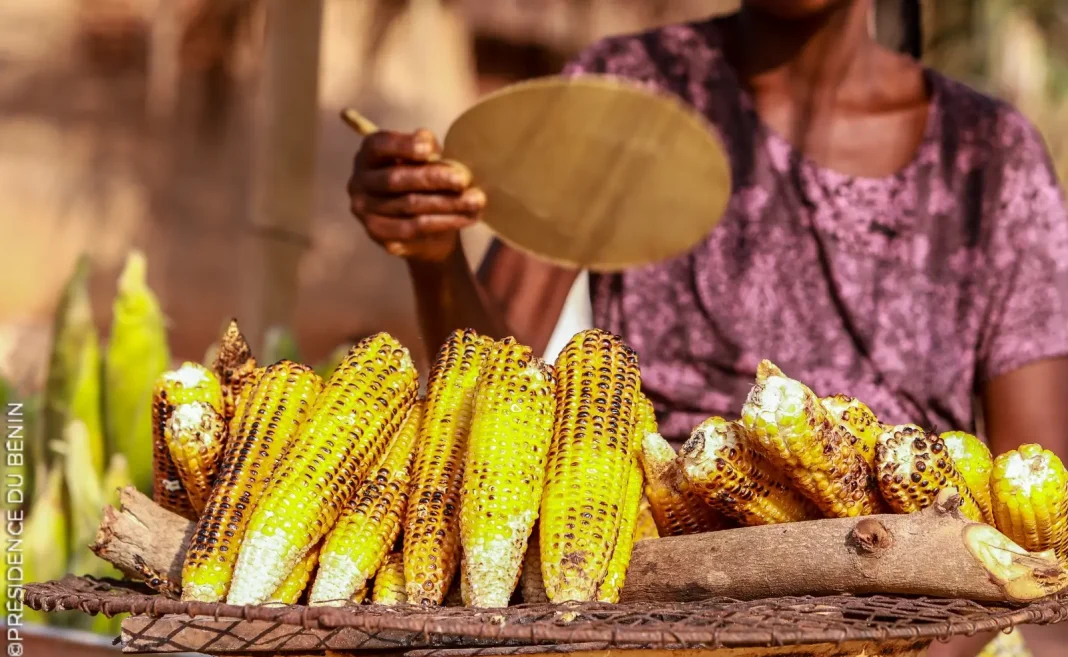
[348, 2, 1067, 655]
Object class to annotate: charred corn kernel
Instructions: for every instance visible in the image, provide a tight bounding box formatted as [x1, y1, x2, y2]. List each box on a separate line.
[641, 432, 732, 536]
[460, 339, 556, 608]
[540, 329, 640, 603]
[372, 553, 407, 605]
[228, 366, 266, 441]
[268, 541, 322, 605]
[634, 393, 658, 441]
[181, 361, 322, 602]
[352, 585, 369, 604]
[596, 458, 643, 603]
[990, 444, 1068, 562]
[309, 401, 423, 606]
[680, 418, 820, 525]
[633, 498, 659, 542]
[152, 363, 224, 519]
[942, 431, 996, 525]
[821, 394, 882, 469]
[212, 319, 258, 428]
[405, 329, 494, 605]
[228, 334, 418, 606]
[165, 402, 227, 513]
[741, 360, 882, 518]
[875, 425, 985, 522]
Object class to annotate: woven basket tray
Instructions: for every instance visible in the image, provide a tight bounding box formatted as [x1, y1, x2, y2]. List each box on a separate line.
[20, 576, 1068, 655]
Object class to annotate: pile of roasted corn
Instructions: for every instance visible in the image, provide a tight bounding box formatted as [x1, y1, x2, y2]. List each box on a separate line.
[147, 319, 1067, 610]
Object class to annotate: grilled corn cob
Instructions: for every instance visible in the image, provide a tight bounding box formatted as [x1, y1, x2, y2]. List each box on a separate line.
[874, 424, 985, 522]
[228, 334, 418, 605]
[268, 541, 322, 605]
[741, 360, 882, 517]
[641, 431, 731, 535]
[633, 498, 659, 541]
[212, 319, 257, 428]
[228, 366, 266, 440]
[181, 361, 322, 602]
[309, 401, 423, 606]
[165, 401, 227, 513]
[460, 338, 556, 608]
[151, 363, 224, 518]
[105, 250, 171, 496]
[990, 444, 1068, 562]
[372, 553, 407, 605]
[540, 329, 640, 603]
[405, 329, 494, 605]
[942, 431, 995, 524]
[820, 394, 882, 468]
[680, 417, 820, 525]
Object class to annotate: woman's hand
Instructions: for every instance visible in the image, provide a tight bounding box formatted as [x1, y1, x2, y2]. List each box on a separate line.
[348, 128, 487, 263]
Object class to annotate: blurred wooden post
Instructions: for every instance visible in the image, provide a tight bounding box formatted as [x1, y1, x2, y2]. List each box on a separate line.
[239, 0, 324, 355]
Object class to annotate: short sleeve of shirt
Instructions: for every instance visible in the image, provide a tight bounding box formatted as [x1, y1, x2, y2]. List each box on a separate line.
[977, 112, 1068, 382]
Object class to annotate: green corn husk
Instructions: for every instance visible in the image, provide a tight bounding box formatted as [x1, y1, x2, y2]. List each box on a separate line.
[262, 325, 301, 365]
[105, 251, 170, 494]
[314, 342, 353, 380]
[42, 255, 106, 477]
[22, 466, 70, 626]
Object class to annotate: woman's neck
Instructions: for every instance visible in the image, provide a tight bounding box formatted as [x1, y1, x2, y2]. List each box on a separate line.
[727, 1, 877, 103]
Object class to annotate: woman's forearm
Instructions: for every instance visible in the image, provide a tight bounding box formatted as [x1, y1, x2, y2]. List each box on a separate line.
[407, 249, 510, 352]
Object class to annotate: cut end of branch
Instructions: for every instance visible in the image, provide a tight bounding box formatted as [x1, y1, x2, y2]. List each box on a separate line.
[850, 518, 894, 554]
[930, 487, 966, 519]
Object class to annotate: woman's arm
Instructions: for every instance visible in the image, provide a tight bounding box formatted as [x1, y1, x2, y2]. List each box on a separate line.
[983, 357, 1068, 457]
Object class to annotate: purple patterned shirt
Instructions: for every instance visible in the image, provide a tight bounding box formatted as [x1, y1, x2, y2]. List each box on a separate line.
[562, 16, 1068, 442]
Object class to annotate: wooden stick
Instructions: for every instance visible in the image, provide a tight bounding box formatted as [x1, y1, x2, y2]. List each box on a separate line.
[90, 487, 195, 582]
[619, 489, 1066, 604]
[94, 488, 1064, 605]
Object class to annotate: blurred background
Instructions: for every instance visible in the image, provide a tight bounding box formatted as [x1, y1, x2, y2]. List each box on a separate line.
[0, 0, 1066, 649]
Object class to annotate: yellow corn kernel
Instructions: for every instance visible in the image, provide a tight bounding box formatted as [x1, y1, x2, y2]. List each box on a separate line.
[152, 363, 225, 519]
[942, 431, 996, 525]
[228, 366, 266, 441]
[405, 329, 494, 605]
[212, 319, 258, 428]
[460, 338, 556, 608]
[181, 361, 322, 602]
[991, 444, 1068, 562]
[540, 329, 640, 603]
[164, 401, 227, 514]
[741, 360, 882, 517]
[680, 417, 821, 525]
[596, 458, 643, 603]
[309, 401, 423, 606]
[633, 497, 659, 542]
[875, 424, 985, 522]
[372, 553, 407, 605]
[228, 334, 418, 605]
[820, 394, 883, 469]
[641, 431, 732, 535]
[268, 541, 322, 605]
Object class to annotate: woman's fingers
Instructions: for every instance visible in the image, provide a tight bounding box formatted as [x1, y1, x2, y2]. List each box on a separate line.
[362, 187, 486, 217]
[362, 213, 478, 243]
[360, 128, 441, 165]
[361, 162, 471, 195]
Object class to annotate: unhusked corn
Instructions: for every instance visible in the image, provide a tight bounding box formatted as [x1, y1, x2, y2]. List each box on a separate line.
[741, 360, 882, 517]
[941, 431, 995, 525]
[165, 401, 227, 513]
[181, 361, 322, 602]
[228, 334, 418, 606]
[268, 541, 322, 605]
[641, 432, 731, 536]
[212, 319, 257, 428]
[152, 363, 225, 519]
[680, 417, 820, 525]
[372, 553, 407, 605]
[990, 444, 1068, 563]
[874, 425, 985, 522]
[405, 329, 494, 605]
[460, 338, 556, 608]
[540, 329, 639, 603]
[821, 394, 883, 468]
[309, 401, 423, 606]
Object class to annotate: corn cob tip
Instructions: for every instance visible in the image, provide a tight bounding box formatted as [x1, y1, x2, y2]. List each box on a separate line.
[679, 417, 734, 469]
[755, 359, 785, 382]
[162, 363, 214, 390]
[641, 431, 678, 474]
[997, 445, 1060, 488]
[118, 250, 148, 292]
